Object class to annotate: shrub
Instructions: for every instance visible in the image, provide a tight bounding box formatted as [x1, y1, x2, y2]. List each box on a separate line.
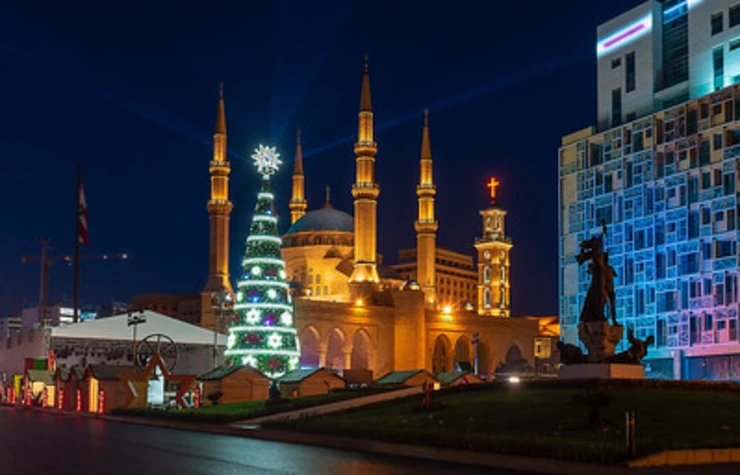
[571, 386, 614, 428]
[206, 391, 223, 406]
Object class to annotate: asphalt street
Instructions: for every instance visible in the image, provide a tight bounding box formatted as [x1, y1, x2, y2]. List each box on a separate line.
[0, 407, 523, 474]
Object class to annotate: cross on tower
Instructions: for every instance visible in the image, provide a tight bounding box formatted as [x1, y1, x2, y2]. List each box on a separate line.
[487, 177, 500, 201]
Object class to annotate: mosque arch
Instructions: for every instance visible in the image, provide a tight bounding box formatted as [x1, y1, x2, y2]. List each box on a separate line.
[325, 327, 347, 370]
[299, 326, 321, 369]
[350, 328, 373, 371]
[505, 342, 523, 363]
[453, 335, 472, 370]
[476, 338, 491, 375]
[432, 334, 452, 374]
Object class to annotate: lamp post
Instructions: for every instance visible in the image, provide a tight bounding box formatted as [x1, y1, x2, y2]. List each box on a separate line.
[472, 332, 479, 375]
[211, 287, 233, 369]
[127, 310, 146, 368]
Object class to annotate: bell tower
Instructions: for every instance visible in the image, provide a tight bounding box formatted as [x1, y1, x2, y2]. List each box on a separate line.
[474, 178, 512, 317]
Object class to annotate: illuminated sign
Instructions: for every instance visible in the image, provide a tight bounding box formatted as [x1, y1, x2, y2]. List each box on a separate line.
[597, 14, 652, 57]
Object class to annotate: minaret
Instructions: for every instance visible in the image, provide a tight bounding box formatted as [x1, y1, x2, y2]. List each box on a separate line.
[204, 83, 233, 295]
[349, 55, 380, 292]
[474, 178, 512, 317]
[415, 109, 438, 307]
[289, 129, 307, 224]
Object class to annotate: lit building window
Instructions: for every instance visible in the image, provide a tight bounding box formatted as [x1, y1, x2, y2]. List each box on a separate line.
[484, 288, 491, 308]
[484, 266, 491, 283]
[323, 285, 328, 295]
[316, 274, 322, 284]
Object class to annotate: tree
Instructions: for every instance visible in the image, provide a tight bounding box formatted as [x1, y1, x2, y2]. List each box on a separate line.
[224, 145, 300, 379]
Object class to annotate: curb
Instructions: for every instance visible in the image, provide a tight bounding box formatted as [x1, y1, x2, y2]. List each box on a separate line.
[627, 449, 740, 467]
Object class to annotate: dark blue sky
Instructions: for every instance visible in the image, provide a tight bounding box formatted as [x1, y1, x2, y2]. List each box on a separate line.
[0, 0, 641, 316]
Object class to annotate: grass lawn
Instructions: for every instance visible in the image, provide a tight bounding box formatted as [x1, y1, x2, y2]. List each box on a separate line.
[112, 388, 388, 424]
[262, 381, 740, 464]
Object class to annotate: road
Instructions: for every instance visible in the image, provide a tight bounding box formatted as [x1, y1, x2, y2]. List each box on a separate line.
[0, 408, 518, 475]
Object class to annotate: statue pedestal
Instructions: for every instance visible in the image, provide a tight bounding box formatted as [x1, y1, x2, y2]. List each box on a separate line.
[559, 364, 645, 380]
[578, 322, 624, 363]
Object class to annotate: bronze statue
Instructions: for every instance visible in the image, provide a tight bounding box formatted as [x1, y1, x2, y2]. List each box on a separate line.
[557, 341, 588, 365]
[610, 330, 655, 364]
[575, 224, 618, 325]
[604, 253, 618, 326]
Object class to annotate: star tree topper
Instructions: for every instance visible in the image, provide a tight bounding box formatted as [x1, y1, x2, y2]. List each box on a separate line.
[252, 145, 282, 176]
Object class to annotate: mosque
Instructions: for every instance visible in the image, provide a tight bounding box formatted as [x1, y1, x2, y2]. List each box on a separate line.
[200, 58, 540, 378]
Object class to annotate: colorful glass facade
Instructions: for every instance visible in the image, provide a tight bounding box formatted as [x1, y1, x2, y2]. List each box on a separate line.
[559, 87, 740, 380]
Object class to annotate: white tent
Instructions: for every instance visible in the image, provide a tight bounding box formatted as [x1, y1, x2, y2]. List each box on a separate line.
[52, 310, 227, 346]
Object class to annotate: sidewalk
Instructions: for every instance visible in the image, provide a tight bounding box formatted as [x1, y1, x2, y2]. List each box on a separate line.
[231, 386, 422, 426]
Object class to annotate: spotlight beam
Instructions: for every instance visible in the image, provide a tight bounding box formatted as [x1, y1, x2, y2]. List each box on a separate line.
[304, 45, 590, 159]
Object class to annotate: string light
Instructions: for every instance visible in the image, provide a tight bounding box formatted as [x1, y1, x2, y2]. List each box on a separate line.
[246, 236, 282, 244]
[225, 143, 300, 378]
[228, 326, 298, 334]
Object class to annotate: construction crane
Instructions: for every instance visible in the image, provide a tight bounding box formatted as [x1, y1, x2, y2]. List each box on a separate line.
[21, 237, 132, 325]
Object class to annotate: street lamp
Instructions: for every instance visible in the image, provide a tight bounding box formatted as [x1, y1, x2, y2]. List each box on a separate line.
[211, 286, 233, 369]
[127, 310, 146, 368]
[472, 332, 479, 375]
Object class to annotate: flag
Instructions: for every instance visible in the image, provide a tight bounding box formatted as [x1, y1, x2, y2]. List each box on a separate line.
[77, 177, 89, 245]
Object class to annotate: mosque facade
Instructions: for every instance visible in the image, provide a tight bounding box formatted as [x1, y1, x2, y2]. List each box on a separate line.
[204, 58, 538, 378]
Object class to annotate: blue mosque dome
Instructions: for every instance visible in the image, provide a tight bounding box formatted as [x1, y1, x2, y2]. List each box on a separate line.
[285, 207, 354, 235]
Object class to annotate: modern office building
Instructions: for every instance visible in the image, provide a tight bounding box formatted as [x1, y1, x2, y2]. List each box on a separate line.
[560, 0, 740, 380]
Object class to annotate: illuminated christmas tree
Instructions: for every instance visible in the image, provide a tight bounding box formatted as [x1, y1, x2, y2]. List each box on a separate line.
[224, 145, 300, 378]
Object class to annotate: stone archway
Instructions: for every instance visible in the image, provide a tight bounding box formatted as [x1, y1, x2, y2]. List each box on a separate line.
[505, 343, 523, 363]
[477, 339, 491, 375]
[350, 329, 372, 371]
[454, 335, 472, 371]
[299, 326, 320, 369]
[326, 328, 347, 370]
[432, 334, 451, 374]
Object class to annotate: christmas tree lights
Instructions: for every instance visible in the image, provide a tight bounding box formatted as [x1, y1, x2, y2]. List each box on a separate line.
[224, 145, 300, 379]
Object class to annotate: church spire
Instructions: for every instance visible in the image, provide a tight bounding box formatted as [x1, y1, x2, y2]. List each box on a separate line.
[290, 128, 307, 224]
[350, 54, 380, 291]
[415, 109, 438, 307]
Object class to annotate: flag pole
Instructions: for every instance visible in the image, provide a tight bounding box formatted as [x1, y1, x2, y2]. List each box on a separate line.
[74, 164, 81, 323]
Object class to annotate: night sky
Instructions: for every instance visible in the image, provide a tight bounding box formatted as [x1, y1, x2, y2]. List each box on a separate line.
[0, 1, 642, 317]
